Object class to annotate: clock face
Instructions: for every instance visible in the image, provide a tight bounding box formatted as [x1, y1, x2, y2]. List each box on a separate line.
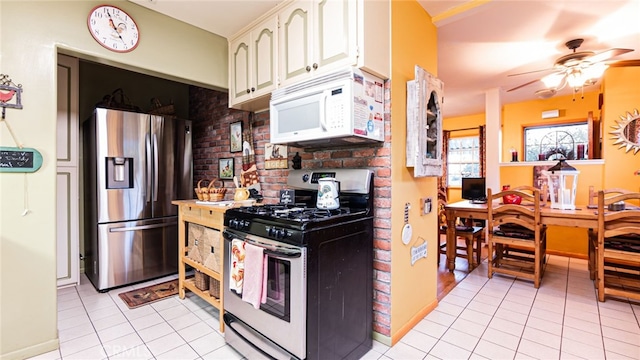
[87, 5, 140, 53]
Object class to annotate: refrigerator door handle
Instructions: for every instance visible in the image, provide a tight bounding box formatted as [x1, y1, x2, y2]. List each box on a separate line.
[145, 133, 152, 203]
[153, 133, 159, 202]
[109, 221, 178, 232]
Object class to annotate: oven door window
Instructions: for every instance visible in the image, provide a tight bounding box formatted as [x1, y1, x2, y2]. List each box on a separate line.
[232, 255, 291, 322]
[262, 256, 290, 321]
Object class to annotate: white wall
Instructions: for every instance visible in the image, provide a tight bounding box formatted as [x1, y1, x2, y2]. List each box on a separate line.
[0, 1, 228, 358]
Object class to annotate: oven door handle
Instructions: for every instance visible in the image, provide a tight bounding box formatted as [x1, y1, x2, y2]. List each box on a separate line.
[224, 229, 302, 258]
[244, 237, 302, 259]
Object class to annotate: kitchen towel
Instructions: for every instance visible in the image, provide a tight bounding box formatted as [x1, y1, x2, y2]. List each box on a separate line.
[229, 239, 245, 294]
[241, 242, 268, 309]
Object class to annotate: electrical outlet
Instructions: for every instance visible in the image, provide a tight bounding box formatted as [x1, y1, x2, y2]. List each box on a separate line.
[421, 197, 432, 215]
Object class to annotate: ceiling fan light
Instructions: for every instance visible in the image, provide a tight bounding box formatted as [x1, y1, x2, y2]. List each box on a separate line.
[567, 69, 585, 88]
[541, 73, 564, 89]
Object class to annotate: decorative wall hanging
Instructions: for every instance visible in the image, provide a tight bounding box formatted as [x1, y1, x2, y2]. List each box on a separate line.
[609, 108, 640, 154]
[0, 74, 42, 173]
[230, 121, 243, 152]
[406, 65, 444, 177]
[219, 158, 234, 179]
[264, 143, 287, 169]
[410, 237, 428, 266]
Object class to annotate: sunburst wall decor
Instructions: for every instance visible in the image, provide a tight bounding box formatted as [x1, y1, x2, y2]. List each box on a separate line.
[609, 109, 640, 154]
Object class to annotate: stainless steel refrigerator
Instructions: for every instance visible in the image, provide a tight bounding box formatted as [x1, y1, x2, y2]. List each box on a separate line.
[83, 108, 192, 291]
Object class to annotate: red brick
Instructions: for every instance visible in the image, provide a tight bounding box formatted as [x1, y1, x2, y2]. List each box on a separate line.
[373, 260, 391, 272]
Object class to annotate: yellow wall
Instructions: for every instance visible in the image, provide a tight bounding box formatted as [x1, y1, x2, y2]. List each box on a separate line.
[389, 0, 439, 344]
[501, 91, 600, 161]
[0, 1, 227, 358]
[602, 66, 640, 187]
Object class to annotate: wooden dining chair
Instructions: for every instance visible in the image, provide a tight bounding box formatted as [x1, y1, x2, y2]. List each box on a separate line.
[487, 187, 547, 288]
[595, 190, 640, 302]
[437, 189, 484, 268]
[513, 185, 548, 205]
[587, 186, 633, 280]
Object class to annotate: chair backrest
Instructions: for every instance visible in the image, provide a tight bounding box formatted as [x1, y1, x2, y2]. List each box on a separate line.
[597, 191, 640, 240]
[487, 187, 541, 237]
[512, 185, 548, 204]
[589, 186, 633, 207]
[438, 188, 448, 229]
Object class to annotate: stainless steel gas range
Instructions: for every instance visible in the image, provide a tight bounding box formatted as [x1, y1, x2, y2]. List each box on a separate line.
[222, 168, 374, 360]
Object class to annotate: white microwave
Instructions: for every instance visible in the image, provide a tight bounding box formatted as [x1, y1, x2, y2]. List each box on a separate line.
[269, 68, 385, 148]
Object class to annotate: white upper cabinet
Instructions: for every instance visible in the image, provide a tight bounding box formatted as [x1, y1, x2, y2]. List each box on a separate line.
[279, 0, 358, 87]
[228, 0, 389, 109]
[229, 16, 278, 111]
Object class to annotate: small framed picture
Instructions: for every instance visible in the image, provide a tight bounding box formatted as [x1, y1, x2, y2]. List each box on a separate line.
[230, 121, 243, 153]
[219, 158, 234, 179]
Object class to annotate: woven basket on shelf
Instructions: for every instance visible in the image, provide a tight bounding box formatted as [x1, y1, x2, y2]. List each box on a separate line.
[194, 270, 209, 291]
[209, 277, 221, 299]
[194, 179, 227, 201]
[207, 178, 227, 201]
[148, 98, 175, 116]
[194, 179, 207, 201]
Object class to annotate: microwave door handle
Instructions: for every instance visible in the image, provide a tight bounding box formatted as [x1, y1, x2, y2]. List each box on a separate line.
[319, 89, 329, 131]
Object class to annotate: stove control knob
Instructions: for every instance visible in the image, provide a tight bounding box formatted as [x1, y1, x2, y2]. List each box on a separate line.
[241, 220, 250, 229]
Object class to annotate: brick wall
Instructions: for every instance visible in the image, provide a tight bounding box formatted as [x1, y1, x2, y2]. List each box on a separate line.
[189, 83, 393, 337]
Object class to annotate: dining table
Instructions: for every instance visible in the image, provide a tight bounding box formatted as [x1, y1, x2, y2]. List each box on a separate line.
[444, 200, 599, 271]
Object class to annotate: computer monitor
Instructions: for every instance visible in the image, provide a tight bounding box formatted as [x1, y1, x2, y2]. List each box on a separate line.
[461, 177, 486, 201]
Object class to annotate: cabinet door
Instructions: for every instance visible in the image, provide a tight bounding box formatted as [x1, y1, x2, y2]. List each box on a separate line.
[229, 32, 252, 105]
[251, 16, 278, 98]
[57, 54, 80, 288]
[313, 0, 357, 74]
[279, 0, 313, 86]
[229, 16, 278, 108]
[57, 168, 79, 286]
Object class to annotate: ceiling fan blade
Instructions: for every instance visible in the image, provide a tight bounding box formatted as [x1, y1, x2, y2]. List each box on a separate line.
[588, 48, 634, 63]
[507, 79, 540, 92]
[508, 68, 554, 77]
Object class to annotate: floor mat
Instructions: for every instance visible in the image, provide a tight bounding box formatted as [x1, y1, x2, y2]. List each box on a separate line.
[118, 279, 179, 309]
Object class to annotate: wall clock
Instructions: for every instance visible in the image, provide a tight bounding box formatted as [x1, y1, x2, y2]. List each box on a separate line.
[87, 5, 140, 53]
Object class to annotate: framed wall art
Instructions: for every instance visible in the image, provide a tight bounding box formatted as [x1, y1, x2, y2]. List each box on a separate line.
[230, 121, 243, 153]
[219, 158, 234, 179]
[264, 143, 288, 169]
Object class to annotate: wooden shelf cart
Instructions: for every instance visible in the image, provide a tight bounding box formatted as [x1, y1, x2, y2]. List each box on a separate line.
[172, 200, 231, 332]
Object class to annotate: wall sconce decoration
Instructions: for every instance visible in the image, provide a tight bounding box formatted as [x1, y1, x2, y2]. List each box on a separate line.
[542, 159, 579, 210]
[0, 74, 23, 119]
[609, 108, 640, 154]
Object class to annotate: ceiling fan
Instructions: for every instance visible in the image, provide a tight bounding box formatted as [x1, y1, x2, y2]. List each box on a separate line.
[507, 38, 634, 98]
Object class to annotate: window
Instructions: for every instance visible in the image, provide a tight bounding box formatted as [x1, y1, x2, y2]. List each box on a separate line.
[447, 136, 480, 186]
[524, 123, 588, 161]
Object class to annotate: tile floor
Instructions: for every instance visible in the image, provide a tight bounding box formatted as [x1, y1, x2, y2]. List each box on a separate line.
[30, 255, 640, 360]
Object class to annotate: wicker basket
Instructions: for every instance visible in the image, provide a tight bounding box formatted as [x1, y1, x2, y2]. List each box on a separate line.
[148, 98, 175, 116]
[207, 178, 227, 201]
[194, 179, 207, 201]
[194, 270, 209, 291]
[209, 277, 221, 299]
[194, 179, 227, 201]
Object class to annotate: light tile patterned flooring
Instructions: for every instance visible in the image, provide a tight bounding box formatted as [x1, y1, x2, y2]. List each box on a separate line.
[30, 255, 640, 360]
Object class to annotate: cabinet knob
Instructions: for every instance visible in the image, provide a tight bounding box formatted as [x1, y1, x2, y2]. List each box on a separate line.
[312, 63, 318, 70]
[246, 89, 251, 94]
[251, 87, 255, 92]
[305, 65, 311, 72]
